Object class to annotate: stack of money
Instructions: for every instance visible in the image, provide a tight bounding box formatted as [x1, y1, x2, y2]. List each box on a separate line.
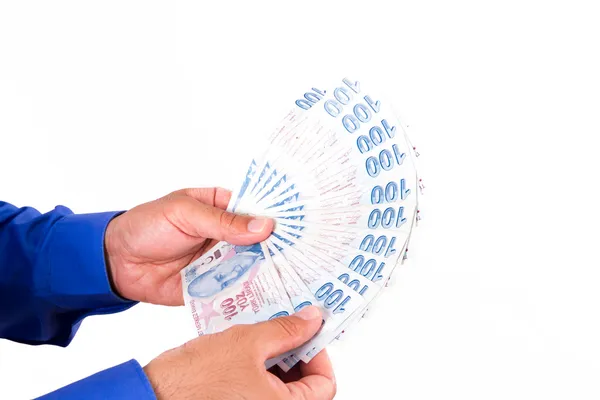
[180, 76, 420, 371]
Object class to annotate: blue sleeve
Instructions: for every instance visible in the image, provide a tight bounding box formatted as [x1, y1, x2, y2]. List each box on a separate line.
[36, 359, 157, 400]
[0, 201, 137, 346]
[1, 201, 158, 398]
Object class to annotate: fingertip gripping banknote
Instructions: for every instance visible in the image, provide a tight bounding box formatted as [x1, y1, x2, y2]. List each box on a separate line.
[181, 76, 422, 371]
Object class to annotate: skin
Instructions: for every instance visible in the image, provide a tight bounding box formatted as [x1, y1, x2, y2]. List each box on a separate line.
[143, 306, 336, 400]
[104, 187, 273, 306]
[104, 188, 336, 400]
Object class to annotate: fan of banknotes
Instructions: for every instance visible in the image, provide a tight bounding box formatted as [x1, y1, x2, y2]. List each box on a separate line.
[180, 76, 421, 371]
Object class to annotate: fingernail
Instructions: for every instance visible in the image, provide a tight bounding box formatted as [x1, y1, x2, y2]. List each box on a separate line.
[295, 305, 321, 320]
[247, 218, 268, 233]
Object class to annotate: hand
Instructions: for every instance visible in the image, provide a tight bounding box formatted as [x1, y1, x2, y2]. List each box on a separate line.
[143, 306, 336, 400]
[104, 187, 273, 305]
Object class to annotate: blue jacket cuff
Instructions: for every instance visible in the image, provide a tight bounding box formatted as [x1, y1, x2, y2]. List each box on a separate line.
[36, 359, 157, 399]
[40, 211, 135, 310]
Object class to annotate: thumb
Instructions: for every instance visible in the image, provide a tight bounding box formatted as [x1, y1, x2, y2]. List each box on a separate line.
[240, 306, 324, 360]
[174, 197, 274, 245]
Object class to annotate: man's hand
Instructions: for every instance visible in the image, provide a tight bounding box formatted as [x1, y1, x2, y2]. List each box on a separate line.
[143, 306, 336, 400]
[104, 188, 273, 305]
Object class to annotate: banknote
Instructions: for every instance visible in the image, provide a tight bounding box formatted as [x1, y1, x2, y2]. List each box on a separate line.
[299, 209, 418, 361]
[181, 75, 421, 372]
[253, 80, 416, 209]
[264, 240, 365, 370]
[181, 241, 295, 336]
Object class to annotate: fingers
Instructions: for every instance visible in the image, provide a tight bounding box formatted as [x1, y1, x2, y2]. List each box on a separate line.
[287, 375, 336, 400]
[167, 195, 274, 245]
[286, 350, 336, 400]
[214, 189, 232, 210]
[299, 350, 335, 385]
[227, 306, 323, 361]
[214, 208, 274, 245]
[173, 187, 232, 210]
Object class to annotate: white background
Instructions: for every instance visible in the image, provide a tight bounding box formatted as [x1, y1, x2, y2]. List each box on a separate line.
[1, 1, 599, 399]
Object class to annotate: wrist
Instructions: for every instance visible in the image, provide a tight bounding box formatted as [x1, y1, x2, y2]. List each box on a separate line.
[104, 214, 126, 299]
[143, 361, 170, 400]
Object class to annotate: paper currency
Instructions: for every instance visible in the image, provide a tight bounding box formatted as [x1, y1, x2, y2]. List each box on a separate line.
[181, 75, 421, 371]
[181, 242, 294, 336]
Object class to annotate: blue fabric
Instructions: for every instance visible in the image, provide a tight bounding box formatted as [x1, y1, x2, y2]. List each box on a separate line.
[1, 201, 156, 399]
[36, 359, 157, 400]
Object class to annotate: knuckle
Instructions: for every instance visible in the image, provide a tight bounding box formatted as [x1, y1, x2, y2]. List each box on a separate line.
[182, 187, 200, 198]
[166, 189, 187, 200]
[271, 317, 302, 338]
[181, 337, 203, 356]
[190, 187, 215, 200]
[219, 326, 260, 361]
[219, 211, 237, 229]
[181, 341, 195, 354]
[224, 325, 246, 346]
